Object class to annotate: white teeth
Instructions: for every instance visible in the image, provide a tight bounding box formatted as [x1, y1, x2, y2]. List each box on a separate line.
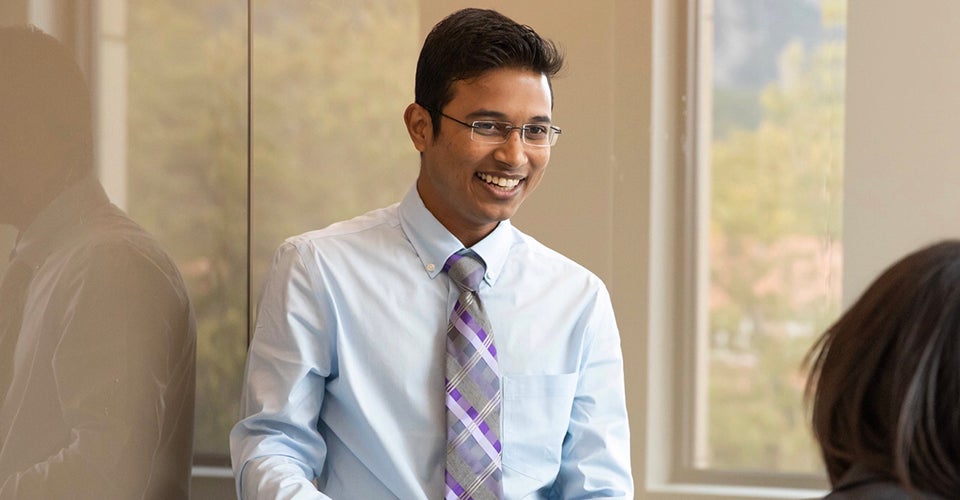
[477, 172, 521, 189]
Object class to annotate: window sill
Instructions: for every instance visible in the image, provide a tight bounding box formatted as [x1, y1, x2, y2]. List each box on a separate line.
[644, 483, 825, 500]
[192, 465, 234, 479]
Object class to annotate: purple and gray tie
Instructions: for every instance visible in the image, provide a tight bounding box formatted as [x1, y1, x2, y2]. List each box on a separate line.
[443, 249, 503, 500]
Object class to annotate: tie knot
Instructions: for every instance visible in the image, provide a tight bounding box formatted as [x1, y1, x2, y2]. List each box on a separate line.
[444, 249, 485, 292]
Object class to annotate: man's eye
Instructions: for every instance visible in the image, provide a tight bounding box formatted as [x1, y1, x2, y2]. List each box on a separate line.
[472, 121, 501, 135]
[523, 125, 549, 138]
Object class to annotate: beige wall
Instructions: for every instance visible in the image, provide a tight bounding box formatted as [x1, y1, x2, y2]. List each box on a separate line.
[843, 0, 960, 305]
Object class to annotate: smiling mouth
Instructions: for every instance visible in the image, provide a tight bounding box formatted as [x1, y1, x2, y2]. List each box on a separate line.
[477, 172, 522, 189]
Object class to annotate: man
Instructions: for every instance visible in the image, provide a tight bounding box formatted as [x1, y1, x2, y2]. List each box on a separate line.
[0, 25, 196, 499]
[231, 8, 632, 499]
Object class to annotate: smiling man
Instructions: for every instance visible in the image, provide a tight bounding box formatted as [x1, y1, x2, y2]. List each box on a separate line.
[231, 8, 632, 499]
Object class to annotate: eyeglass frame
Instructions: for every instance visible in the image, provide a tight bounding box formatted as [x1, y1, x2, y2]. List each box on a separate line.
[420, 105, 562, 147]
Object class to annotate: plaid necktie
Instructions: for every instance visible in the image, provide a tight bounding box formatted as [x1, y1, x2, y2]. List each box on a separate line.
[443, 249, 502, 500]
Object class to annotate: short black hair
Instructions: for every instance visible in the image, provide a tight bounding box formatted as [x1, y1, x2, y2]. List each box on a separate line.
[0, 24, 93, 179]
[804, 239, 960, 498]
[414, 8, 564, 136]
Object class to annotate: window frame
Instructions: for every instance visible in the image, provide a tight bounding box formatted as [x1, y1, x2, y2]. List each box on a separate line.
[670, 0, 831, 493]
[620, 0, 832, 497]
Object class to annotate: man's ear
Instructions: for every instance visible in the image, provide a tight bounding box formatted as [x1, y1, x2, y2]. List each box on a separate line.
[404, 103, 433, 153]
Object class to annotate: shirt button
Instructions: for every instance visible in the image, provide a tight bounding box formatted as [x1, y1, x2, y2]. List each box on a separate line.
[426, 263, 436, 272]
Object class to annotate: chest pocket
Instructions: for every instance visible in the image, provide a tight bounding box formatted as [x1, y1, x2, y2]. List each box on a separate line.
[501, 373, 578, 482]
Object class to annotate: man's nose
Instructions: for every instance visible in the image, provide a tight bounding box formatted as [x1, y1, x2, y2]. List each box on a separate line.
[493, 129, 527, 167]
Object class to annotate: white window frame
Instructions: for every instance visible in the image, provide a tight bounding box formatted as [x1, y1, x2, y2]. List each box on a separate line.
[614, 0, 831, 498]
[678, 0, 833, 491]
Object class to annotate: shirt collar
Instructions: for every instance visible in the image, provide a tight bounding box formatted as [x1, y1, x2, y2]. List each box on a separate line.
[398, 185, 516, 287]
[12, 175, 111, 269]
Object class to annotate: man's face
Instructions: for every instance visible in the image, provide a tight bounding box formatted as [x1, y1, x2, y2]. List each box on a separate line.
[410, 67, 553, 246]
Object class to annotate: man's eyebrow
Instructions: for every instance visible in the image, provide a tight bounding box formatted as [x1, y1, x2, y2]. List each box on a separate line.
[465, 109, 552, 123]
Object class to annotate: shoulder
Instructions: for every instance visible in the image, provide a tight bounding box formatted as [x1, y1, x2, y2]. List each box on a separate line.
[824, 481, 945, 500]
[276, 204, 403, 267]
[510, 227, 606, 290]
[55, 206, 181, 280]
[824, 464, 949, 500]
[823, 483, 908, 499]
[287, 204, 399, 246]
[31, 208, 191, 315]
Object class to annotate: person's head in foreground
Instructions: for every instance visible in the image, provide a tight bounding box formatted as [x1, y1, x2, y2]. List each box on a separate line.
[805, 239, 960, 499]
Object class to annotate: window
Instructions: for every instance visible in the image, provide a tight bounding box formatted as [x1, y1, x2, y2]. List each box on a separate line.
[677, 0, 845, 489]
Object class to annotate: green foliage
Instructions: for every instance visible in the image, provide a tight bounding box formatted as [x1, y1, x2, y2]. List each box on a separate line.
[706, 35, 845, 473]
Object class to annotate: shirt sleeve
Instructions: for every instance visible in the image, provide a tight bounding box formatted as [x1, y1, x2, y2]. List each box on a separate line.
[554, 283, 634, 499]
[230, 242, 336, 500]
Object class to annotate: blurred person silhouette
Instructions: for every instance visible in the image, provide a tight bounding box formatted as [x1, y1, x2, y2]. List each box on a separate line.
[0, 25, 195, 499]
[804, 240, 960, 499]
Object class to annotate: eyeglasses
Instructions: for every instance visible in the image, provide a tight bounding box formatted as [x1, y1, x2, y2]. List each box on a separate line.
[431, 109, 562, 147]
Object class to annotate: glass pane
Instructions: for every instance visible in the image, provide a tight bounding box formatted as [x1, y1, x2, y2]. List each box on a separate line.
[250, 0, 418, 303]
[698, 0, 846, 474]
[127, 0, 248, 462]
[2, 0, 237, 488]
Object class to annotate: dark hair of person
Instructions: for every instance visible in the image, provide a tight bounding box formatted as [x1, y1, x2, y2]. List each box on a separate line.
[414, 8, 564, 136]
[0, 24, 93, 179]
[803, 240, 960, 498]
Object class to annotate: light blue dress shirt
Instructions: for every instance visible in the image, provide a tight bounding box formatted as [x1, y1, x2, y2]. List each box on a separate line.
[230, 187, 632, 499]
